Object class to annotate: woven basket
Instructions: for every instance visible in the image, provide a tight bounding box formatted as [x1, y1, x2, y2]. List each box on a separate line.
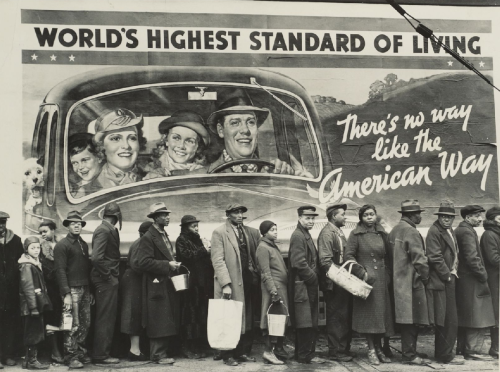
[326, 260, 372, 299]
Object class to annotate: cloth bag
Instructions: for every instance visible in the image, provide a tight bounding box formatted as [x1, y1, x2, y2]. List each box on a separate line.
[207, 299, 243, 350]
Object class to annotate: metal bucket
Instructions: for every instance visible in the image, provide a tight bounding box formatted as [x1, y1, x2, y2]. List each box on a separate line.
[171, 265, 190, 292]
[267, 302, 289, 337]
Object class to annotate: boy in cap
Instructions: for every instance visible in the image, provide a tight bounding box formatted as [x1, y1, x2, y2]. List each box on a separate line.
[288, 206, 326, 364]
[318, 204, 354, 362]
[425, 200, 463, 365]
[455, 205, 495, 360]
[0, 212, 24, 368]
[54, 211, 92, 369]
[91, 202, 122, 364]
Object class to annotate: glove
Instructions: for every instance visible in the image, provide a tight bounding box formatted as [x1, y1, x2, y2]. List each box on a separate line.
[271, 292, 282, 303]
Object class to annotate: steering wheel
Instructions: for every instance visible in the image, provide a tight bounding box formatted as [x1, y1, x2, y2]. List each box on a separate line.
[209, 159, 276, 174]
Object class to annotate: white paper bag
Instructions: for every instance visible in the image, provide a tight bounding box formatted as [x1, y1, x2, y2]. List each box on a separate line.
[207, 299, 243, 350]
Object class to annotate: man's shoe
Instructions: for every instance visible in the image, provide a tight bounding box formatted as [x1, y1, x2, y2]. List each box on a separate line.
[93, 357, 120, 364]
[310, 356, 327, 364]
[442, 357, 465, 365]
[328, 353, 353, 362]
[465, 353, 494, 361]
[382, 346, 394, 358]
[78, 355, 91, 364]
[367, 350, 380, 365]
[156, 358, 175, 364]
[4, 359, 16, 367]
[26, 360, 49, 370]
[182, 348, 200, 360]
[403, 356, 429, 365]
[68, 359, 84, 369]
[128, 351, 148, 362]
[236, 354, 256, 362]
[489, 348, 499, 359]
[51, 355, 64, 364]
[223, 357, 238, 366]
[213, 351, 223, 361]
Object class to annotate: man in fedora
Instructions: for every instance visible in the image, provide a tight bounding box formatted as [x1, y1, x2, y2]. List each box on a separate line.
[288, 206, 326, 364]
[211, 203, 261, 366]
[318, 204, 354, 362]
[455, 205, 495, 361]
[135, 202, 182, 365]
[0, 211, 24, 368]
[91, 202, 122, 364]
[425, 200, 464, 365]
[54, 211, 92, 369]
[388, 200, 430, 365]
[206, 96, 313, 177]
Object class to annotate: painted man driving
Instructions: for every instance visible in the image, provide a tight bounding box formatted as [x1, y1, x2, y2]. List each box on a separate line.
[207, 96, 313, 177]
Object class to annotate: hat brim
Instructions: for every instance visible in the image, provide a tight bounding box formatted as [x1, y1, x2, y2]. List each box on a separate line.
[226, 206, 248, 214]
[207, 106, 270, 134]
[180, 219, 200, 226]
[93, 115, 143, 144]
[63, 219, 87, 228]
[434, 212, 458, 216]
[301, 212, 319, 216]
[159, 121, 210, 146]
[398, 209, 425, 213]
[147, 209, 172, 218]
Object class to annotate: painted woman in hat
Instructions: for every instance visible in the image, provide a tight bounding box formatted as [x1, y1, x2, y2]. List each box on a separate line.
[175, 215, 213, 359]
[93, 108, 147, 189]
[144, 110, 210, 179]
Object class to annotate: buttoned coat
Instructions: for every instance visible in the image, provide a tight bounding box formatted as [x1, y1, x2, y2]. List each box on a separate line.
[287, 223, 320, 329]
[425, 219, 458, 326]
[455, 221, 495, 328]
[135, 225, 179, 338]
[388, 217, 430, 325]
[318, 222, 346, 291]
[91, 220, 120, 283]
[211, 220, 260, 334]
[480, 220, 500, 326]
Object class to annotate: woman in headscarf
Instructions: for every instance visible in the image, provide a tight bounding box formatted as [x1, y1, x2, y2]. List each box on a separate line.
[175, 215, 213, 359]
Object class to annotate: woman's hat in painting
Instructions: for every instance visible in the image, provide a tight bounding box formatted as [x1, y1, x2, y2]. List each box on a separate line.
[93, 108, 143, 144]
[159, 110, 210, 146]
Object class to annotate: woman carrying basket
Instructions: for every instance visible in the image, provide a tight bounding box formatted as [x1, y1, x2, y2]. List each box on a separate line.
[255, 221, 289, 365]
[344, 204, 394, 366]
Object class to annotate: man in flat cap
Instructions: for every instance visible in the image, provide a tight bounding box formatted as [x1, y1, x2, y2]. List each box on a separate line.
[288, 206, 326, 364]
[211, 203, 261, 366]
[135, 202, 182, 365]
[388, 200, 430, 365]
[91, 202, 122, 364]
[425, 200, 463, 365]
[206, 96, 313, 178]
[455, 205, 495, 361]
[54, 211, 92, 369]
[0, 212, 24, 368]
[318, 204, 354, 362]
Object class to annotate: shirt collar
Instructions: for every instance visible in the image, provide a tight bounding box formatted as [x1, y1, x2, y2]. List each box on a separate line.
[329, 222, 344, 236]
[153, 223, 167, 235]
[65, 233, 80, 243]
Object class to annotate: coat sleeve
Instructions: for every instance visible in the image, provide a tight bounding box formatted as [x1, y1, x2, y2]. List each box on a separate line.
[256, 245, 277, 295]
[425, 227, 450, 281]
[289, 232, 317, 285]
[54, 242, 71, 296]
[91, 226, 110, 280]
[318, 228, 338, 273]
[176, 236, 208, 260]
[481, 232, 500, 267]
[344, 232, 366, 279]
[135, 234, 170, 276]
[211, 228, 231, 288]
[407, 230, 429, 282]
[20, 265, 37, 312]
[129, 239, 143, 273]
[458, 229, 488, 282]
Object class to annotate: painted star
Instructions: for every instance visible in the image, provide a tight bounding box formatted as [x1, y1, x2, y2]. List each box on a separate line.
[31, 54, 38, 61]
[69, 55, 75, 62]
[447, 61, 453, 66]
[50, 54, 57, 61]
[479, 61, 485, 68]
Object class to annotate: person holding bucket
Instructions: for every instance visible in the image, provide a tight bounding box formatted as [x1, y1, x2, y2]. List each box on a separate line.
[135, 202, 182, 365]
[255, 221, 289, 365]
[176, 215, 214, 359]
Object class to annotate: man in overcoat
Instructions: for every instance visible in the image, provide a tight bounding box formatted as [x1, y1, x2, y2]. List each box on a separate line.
[211, 203, 261, 366]
[0, 211, 24, 368]
[91, 202, 122, 364]
[134, 202, 182, 364]
[425, 200, 463, 365]
[318, 204, 354, 362]
[455, 205, 495, 361]
[388, 200, 430, 365]
[288, 206, 326, 364]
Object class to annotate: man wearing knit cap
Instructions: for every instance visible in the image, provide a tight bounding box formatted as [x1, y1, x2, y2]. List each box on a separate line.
[91, 202, 122, 364]
[288, 206, 326, 364]
[0, 211, 24, 368]
[480, 206, 500, 359]
[455, 205, 495, 360]
[425, 200, 463, 365]
[318, 204, 354, 362]
[211, 203, 261, 366]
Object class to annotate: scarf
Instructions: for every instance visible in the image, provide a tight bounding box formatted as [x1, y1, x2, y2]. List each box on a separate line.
[99, 163, 139, 187]
[41, 240, 55, 261]
[160, 152, 204, 171]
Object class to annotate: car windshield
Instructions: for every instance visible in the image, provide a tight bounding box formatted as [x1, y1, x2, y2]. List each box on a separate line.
[64, 83, 320, 201]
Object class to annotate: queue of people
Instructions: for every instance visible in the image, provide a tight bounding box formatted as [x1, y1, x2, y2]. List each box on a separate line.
[0, 196, 498, 369]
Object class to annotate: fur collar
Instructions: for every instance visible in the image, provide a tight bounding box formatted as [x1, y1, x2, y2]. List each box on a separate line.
[18, 253, 43, 271]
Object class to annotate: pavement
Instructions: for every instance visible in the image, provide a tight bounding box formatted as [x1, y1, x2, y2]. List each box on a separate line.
[5, 333, 498, 371]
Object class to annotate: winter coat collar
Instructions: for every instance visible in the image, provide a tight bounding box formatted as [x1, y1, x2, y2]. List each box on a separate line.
[401, 216, 416, 228]
[352, 222, 386, 235]
[296, 222, 312, 239]
[261, 236, 279, 249]
[101, 219, 119, 242]
[458, 220, 477, 234]
[483, 219, 500, 236]
[18, 253, 42, 271]
[0, 229, 15, 245]
[432, 219, 457, 251]
[148, 224, 173, 260]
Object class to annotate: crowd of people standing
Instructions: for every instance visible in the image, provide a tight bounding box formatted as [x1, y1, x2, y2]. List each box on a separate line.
[0, 197, 498, 369]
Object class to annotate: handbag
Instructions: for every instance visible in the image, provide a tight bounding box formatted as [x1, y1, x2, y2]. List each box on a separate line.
[326, 260, 373, 299]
